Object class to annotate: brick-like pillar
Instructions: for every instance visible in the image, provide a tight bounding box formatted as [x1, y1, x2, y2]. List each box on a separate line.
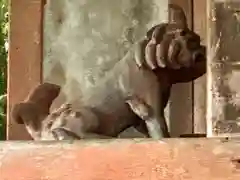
[1, 139, 240, 180]
[7, 0, 44, 140]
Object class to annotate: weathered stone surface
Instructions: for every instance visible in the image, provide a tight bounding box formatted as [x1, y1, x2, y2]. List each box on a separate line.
[1, 139, 240, 180]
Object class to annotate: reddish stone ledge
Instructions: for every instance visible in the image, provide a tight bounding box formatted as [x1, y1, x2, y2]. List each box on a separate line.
[1, 138, 240, 180]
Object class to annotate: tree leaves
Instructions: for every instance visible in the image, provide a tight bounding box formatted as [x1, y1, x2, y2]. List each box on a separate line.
[0, 0, 8, 140]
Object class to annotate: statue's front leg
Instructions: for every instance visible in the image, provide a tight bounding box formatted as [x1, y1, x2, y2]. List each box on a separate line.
[134, 122, 150, 138]
[51, 128, 80, 140]
[51, 128, 111, 140]
[126, 91, 170, 139]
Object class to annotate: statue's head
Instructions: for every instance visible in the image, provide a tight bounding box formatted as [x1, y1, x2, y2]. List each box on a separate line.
[11, 83, 61, 140]
[146, 4, 205, 69]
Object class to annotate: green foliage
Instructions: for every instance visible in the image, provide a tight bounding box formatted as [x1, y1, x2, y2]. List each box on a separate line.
[0, 0, 8, 140]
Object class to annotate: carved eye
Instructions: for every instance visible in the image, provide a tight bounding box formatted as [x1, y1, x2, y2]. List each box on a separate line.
[75, 111, 82, 118]
[187, 37, 200, 50]
[179, 30, 186, 36]
[69, 111, 82, 118]
[46, 121, 53, 129]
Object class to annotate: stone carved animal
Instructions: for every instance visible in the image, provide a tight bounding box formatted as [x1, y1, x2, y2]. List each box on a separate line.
[11, 5, 206, 140]
[11, 26, 205, 140]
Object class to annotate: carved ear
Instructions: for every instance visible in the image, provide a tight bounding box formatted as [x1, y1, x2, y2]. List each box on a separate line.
[27, 82, 61, 113]
[11, 102, 42, 132]
[11, 103, 25, 124]
[146, 5, 188, 42]
[168, 4, 188, 29]
[12, 83, 60, 129]
[11, 102, 36, 125]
